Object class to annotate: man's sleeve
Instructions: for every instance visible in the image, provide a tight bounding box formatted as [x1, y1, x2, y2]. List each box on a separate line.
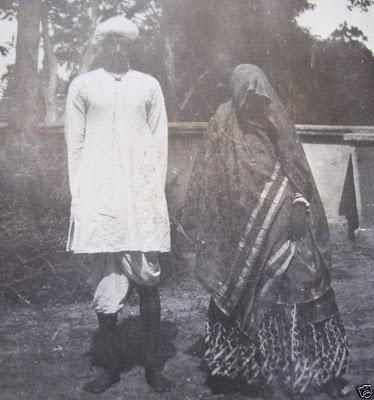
[147, 80, 168, 186]
[64, 77, 87, 200]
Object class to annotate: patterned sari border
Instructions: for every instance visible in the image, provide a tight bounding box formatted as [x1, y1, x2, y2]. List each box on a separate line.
[217, 172, 289, 316]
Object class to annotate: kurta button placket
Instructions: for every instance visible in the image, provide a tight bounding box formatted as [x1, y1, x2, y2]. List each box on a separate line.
[112, 78, 119, 135]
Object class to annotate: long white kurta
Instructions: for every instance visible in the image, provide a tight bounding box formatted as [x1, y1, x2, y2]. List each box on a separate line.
[65, 68, 170, 253]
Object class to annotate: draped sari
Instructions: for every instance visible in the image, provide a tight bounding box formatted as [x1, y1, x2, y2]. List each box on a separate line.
[183, 64, 338, 336]
[182, 65, 349, 393]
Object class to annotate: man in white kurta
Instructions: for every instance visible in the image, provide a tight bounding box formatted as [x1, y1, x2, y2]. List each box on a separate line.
[65, 16, 173, 394]
[65, 50, 170, 254]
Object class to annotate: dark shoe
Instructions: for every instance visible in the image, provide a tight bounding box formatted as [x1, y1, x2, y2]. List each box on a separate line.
[83, 371, 120, 394]
[139, 285, 175, 393]
[83, 313, 121, 394]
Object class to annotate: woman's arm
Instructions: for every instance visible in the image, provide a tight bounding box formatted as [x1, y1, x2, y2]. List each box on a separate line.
[290, 193, 310, 241]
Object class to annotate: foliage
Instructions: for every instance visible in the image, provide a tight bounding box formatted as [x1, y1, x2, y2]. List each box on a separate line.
[331, 21, 368, 43]
[0, 0, 17, 62]
[0, 0, 17, 19]
[43, 0, 153, 73]
[347, 0, 374, 11]
[1, 0, 374, 124]
[157, 0, 316, 120]
[310, 26, 374, 125]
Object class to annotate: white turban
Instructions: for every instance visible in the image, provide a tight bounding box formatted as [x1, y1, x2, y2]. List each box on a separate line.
[94, 15, 139, 43]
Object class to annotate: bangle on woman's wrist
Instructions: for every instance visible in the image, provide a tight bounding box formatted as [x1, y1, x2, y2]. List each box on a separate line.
[292, 193, 310, 208]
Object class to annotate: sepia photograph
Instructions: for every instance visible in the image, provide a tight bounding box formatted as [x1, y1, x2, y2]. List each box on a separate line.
[0, 1, 374, 399]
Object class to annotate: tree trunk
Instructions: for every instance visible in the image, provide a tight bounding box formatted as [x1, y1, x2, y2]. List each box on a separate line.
[41, 2, 58, 124]
[163, 34, 179, 121]
[2, 0, 43, 220]
[159, 1, 179, 121]
[8, 0, 41, 132]
[78, 0, 100, 75]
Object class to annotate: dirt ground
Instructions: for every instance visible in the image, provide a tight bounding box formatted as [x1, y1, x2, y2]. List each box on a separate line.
[0, 221, 373, 400]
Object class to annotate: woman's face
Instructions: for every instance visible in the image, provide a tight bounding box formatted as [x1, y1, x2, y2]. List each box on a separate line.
[238, 89, 270, 125]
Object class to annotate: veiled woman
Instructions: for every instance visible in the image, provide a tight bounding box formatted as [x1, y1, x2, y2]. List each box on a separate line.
[182, 64, 351, 398]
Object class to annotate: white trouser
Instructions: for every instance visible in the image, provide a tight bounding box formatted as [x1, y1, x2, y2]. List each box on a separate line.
[87, 252, 160, 314]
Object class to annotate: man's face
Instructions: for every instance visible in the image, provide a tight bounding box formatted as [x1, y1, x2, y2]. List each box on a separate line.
[101, 34, 133, 69]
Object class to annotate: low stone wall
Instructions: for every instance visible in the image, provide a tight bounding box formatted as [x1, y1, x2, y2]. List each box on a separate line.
[1, 123, 373, 223]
